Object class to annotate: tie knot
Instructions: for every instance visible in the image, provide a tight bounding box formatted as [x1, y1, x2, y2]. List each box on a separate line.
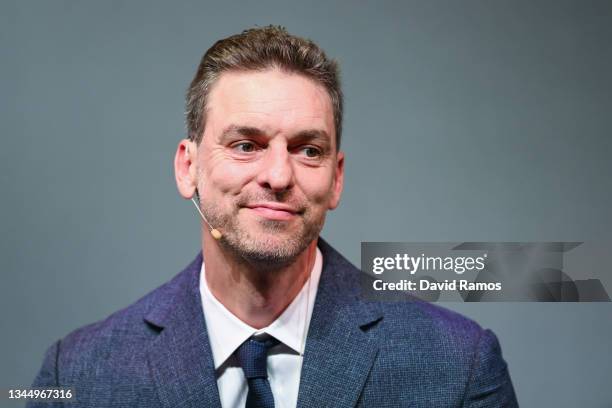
[235, 336, 279, 379]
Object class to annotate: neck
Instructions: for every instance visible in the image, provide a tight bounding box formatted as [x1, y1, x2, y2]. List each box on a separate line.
[202, 233, 318, 329]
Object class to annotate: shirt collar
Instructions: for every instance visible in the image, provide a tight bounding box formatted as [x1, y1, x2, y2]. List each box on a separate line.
[199, 247, 322, 370]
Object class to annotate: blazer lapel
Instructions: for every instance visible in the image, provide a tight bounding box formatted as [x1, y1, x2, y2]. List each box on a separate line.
[144, 253, 222, 408]
[140, 241, 382, 408]
[296, 239, 384, 408]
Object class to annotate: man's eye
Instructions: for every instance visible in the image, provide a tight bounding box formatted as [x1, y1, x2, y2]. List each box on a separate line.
[233, 142, 256, 153]
[301, 146, 322, 158]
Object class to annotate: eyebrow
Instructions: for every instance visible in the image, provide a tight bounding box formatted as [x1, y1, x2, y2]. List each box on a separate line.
[218, 125, 332, 145]
[219, 125, 264, 141]
[293, 129, 331, 144]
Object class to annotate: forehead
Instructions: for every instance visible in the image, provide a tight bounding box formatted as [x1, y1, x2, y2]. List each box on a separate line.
[205, 68, 335, 143]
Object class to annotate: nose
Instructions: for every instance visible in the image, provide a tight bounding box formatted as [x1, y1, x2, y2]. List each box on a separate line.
[256, 143, 295, 193]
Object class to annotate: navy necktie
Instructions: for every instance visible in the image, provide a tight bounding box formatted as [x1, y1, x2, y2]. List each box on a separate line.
[235, 336, 279, 408]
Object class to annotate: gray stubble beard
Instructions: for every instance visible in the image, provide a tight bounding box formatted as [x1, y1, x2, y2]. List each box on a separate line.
[200, 198, 326, 271]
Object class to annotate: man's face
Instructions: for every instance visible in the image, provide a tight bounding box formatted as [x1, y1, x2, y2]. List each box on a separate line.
[195, 68, 344, 266]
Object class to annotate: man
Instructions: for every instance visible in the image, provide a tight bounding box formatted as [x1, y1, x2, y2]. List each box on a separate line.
[30, 26, 518, 407]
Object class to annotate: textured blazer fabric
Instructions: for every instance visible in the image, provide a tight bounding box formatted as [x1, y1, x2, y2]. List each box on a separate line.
[29, 239, 518, 407]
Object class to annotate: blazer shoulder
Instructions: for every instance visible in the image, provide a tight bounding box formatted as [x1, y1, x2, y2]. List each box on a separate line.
[381, 298, 483, 338]
[319, 241, 517, 404]
[319, 238, 485, 343]
[54, 253, 200, 368]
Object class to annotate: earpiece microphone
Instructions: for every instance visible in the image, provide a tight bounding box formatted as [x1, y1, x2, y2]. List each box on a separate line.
[191, 192, 223, 240]
[186, 144, 222, 240]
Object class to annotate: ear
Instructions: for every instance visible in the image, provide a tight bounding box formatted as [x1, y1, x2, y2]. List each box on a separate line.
[328, 150, 345, 210]
[174, 139, 198, 199]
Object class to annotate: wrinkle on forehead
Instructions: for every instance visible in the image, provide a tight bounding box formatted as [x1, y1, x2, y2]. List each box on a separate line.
[204, 68, 335, 146]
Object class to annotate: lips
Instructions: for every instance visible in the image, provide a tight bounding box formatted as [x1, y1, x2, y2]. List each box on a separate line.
[244, 203, 301, 221]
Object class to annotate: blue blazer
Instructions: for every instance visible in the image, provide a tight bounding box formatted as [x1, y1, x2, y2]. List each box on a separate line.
[30, 239, 518, 407]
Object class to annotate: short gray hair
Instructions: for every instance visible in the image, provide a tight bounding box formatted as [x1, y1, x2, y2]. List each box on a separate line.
[185, 25, 343, 148]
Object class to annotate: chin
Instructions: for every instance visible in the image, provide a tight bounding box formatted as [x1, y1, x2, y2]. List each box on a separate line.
[249, 232, 302, 251]
[222, 227, 309, 265]
[234, 241, 305, 268]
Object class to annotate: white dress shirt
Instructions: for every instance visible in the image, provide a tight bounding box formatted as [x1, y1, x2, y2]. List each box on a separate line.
[199, 248, 322, 408]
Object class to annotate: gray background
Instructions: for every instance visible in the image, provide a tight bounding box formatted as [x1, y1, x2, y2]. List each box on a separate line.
[1, 0, 611, 406]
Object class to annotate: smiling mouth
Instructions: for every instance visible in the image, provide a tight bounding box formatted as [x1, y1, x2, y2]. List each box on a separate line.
[244, 203, 302, 221]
